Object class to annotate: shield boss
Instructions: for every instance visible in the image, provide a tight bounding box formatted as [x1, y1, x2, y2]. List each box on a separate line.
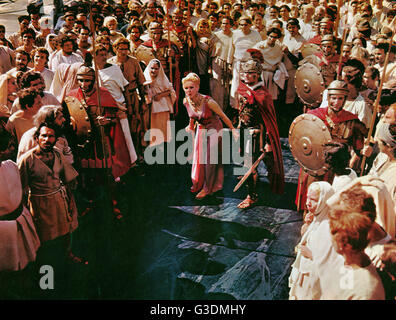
[289, 113, 332, 177]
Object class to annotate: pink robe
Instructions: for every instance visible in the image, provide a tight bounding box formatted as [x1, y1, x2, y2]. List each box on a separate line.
[185, 96, 224, 195]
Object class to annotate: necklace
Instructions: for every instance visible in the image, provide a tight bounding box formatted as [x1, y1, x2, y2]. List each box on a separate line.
[188, 94, 203, 112]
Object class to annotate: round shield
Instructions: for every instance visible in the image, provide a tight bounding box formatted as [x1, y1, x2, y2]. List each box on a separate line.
[289, 113, 332, 177]
[294, 62, 325, 107]
[299, 54, 322, 69]
[63, 96, 92, 147]
[134, 45, 156, 66]
[163, 31, 183, 52]
[300, 43, 320, 58]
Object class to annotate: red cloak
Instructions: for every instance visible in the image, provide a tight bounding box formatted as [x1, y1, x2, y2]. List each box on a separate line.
[68, 87, 132, 178]
[237, 82, 285, 194]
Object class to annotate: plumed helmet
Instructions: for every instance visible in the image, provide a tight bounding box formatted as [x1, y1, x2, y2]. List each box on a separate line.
[327, 80, 349, 96]
[240, 60, 262, 74]
[76, 65, 95, 80]
[246, 48, 265, 64]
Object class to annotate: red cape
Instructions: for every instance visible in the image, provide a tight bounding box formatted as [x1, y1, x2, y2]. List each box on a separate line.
[237, 82, 285, 194]
[142, 39, 169, 49]
[68, 87, 132, 178]
[308, 107, 359, 124]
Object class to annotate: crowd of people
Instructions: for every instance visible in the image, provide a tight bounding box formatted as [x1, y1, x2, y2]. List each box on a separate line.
[0, 0, 396, 299]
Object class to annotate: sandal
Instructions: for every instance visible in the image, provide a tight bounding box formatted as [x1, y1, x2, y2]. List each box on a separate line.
[237, 196, 258, 209]
[195, 190, 209, 200]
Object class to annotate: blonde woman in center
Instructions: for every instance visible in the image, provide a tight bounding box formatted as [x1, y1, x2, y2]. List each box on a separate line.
[183, 72, 238, 200]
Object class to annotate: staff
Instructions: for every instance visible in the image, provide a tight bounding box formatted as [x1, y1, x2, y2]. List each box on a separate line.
[336, 0, 349, 80]
[360, 19, 396, 175]
[89, 4, 108, 172]
[166, 0, 173, 83]
[336, 26, 349, 80]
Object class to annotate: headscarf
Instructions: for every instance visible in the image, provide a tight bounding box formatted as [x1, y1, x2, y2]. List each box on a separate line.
[327, 176, 396, 238]
[143, 59, 176, 114]
[308, 181, 335, 218]
[377, 123, 396, 149]
[45, 33, 58, 54]
[50, 62, 84, 102]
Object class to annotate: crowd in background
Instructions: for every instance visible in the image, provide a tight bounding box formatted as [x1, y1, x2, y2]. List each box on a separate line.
[0, 0, 396, 300]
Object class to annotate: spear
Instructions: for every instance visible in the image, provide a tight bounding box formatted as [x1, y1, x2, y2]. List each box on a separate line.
[360, 18, 396, 175]
[336, 25, 349, 80]
[88, 5, 108, 172]
[166, 0, 173, 83]
[335, 0, 350, 80]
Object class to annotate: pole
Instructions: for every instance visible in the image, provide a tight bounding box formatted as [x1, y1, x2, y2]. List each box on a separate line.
[166, 0, 173, 83]
[89, 5, 108, 172]
[336, 26, 349, 80]
[360, 19, 396, 175]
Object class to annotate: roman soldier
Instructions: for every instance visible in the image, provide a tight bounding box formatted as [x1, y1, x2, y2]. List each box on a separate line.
[235, 59, 285, 209]
[293, 80, 367, 211]
[65, 65, 133, 218]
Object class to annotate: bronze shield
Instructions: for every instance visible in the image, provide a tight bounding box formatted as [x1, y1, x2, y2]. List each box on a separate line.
[134, 46, 156, 66]
[289, 113, 332, 177]
[63, 96, 92, 147]
[300, 43, 321, 59]
[294, 62, 325, 107]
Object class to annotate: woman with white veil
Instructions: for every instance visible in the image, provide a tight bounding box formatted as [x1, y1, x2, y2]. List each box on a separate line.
[144, 59, 176, 147]
[289, 181, 334, 300]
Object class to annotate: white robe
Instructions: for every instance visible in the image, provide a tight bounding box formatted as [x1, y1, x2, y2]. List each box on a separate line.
[289, 181, 334, 300]
[229, 29, 262, 108]
[49, 50, 84, 72]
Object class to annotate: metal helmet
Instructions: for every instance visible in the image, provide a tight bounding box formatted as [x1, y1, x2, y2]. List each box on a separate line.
[240, 59, 262, 74]
[327, 80, 349, 96]
[149, 21, 163, 31]
[76, 65, 95, 80]
[321, 34, 335, 44]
